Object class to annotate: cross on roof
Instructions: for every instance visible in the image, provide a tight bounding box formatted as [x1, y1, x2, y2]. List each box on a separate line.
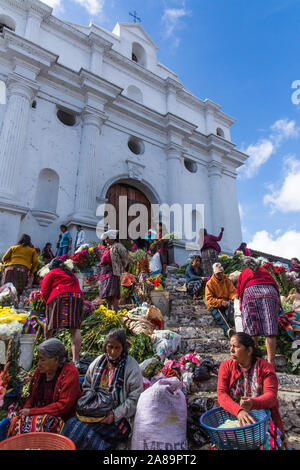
[129, 11, 141, 23]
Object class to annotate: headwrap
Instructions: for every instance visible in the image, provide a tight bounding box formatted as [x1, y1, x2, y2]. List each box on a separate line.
[37, 338, 68, 366]
[101, 230, 118, 241]
[188, 252, 202, 263]
[242, 256, 259, 273]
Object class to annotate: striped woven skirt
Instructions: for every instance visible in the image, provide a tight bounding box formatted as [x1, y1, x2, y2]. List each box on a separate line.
[8, 414, 65, 437]
[45, 292, 83, 332]
[187, 279, 203, 297]
[99, 265, 120, 299]
[1, 264, 29, 296]
[241, 284, 280, 336]
[201, 249, 218, 277]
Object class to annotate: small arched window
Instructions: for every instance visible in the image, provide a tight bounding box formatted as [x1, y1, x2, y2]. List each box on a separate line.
[216, 127, 225, 138]
[184, 158, 197, 173]
[128, 136, 145, 155]
[132, 42, 147, 67]
[34, 168, 59, 213]
[57, 108, 76, 126]
[0, 14, 16, 33]
[127, 85, 143, 104]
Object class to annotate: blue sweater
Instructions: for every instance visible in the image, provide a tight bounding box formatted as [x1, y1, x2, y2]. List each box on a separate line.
[185, 264, 204, 283]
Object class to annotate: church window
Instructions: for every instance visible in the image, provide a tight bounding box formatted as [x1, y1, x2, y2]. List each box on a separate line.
[126, 85, 143, 104]
[0, 15, 16, 33]
[32, 100, 37, 109]
[34, 168, 59, 213]
[131, 42, 147, 67]
[57, 108, 76, 126]
[184, 158, 197, 173]
[216, 127, 225, 138]
[128, 136, 145, 155]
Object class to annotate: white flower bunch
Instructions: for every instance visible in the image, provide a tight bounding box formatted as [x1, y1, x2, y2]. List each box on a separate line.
[64, 259, 75, 271]
[38, 265, 50, 279]
[75, 244, 89, 254]
[256, 256, 269, 266]
[0, 320, 23, 341]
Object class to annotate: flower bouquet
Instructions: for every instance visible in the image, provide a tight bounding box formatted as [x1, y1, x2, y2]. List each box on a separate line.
[27, 290, 46, 315]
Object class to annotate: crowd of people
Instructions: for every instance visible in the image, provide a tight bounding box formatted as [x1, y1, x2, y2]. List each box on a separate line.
[0, 224, 296, 450]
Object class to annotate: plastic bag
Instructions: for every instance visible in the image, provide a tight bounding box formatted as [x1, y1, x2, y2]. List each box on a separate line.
[234, 298, 243, 333]
[131, 377, 188, 450]
[150, 253, 162, 274]
[0, 283, 18, 306]
[152, 330, 181, 362]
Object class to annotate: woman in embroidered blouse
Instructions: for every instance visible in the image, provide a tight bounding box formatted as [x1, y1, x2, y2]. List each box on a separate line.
[62, 329, 143, 450]
[7, 339, 81, 437]
[99, 230, 128, 312]
[217, 332, 288, 450]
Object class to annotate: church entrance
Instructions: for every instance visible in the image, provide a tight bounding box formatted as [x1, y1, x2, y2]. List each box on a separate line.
[105, 183, 152, 241]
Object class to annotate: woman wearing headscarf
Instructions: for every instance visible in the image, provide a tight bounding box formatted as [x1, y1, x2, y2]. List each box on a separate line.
[199, 227, 224, 277]
[1, 234, 38, 302]
[99, 230, 128, 312]
[185, 253, 206, 300]
[41, 242, 55, 265]
[236, 257, 281, 367]
[62, 329, 143, 450]
[217, 332, 288, 450]
[7, 338, 81, 437]
[40, 258, 83, 364]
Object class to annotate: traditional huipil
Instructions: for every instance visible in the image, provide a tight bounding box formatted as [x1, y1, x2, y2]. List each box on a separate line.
[200, 228, 224, 276]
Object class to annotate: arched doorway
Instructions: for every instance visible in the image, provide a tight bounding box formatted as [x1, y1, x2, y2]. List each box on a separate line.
[106, 183, 152, 241]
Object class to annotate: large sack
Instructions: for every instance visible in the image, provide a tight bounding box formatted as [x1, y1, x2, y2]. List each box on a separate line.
[131, 377, 188, 450]
[123, 313, 154, 336]
[234, 298, 243, 332]
[145, 305, 165, 330]
[149, 252, 162, 274]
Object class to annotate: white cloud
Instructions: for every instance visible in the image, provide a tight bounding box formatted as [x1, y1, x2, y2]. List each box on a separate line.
[72, 0, 105, 16]
[239, 118, 300, 179]
[161, 7, 191, 41]
[40, 0, 63, 13]
[248, 229, 300, 259]
[264, 156, 300, 212]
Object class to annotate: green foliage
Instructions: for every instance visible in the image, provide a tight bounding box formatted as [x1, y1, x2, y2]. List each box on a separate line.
[174, 264, 188, 274]
[128, 333, 155, 363]
[219, 252, 244, 274]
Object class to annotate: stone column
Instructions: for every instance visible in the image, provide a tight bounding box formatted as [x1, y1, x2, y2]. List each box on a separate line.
[0, 81, 35, 201]
[73, 110, 105, 221]
[208, 160, 225, 237]
[24, 10, 42, 43]
[166, 145, 182, 205]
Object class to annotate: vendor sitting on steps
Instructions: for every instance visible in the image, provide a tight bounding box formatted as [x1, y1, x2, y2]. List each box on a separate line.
[205, 262, 238, 339]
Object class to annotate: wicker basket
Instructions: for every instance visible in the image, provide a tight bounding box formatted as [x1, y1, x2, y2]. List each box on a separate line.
[0, 432, 76, 450]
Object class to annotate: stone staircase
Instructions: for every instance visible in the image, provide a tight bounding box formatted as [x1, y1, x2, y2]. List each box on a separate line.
[165, 271, 300, 450]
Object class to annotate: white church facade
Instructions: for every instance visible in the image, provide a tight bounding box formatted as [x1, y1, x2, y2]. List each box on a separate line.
[0, 0, 248, 265]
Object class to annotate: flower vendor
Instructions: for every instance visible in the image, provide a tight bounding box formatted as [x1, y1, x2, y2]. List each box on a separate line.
[153, 222, 169, 277]
[234, 242, 252, 257]
[199, 227, 224, 277]
[7, 338, 81, 437]
[205, 262, 237, 339]
[1, 234, 38, 302]
[185, 254, 206, 300]
[217, 332, 288, 450]
[40, 258, 83, 365]
[62, 328, 143, 450]
[99, 230, 128, 312]
[236, 257, 281, 367]
[41, 242, 55, 265]
[57, 225, 72, 257]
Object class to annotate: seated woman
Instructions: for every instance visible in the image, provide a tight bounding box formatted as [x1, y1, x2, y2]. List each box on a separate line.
[217, 332, 288, 450]
[235, 242, 251, 257]
[7, 338, 81, 437]
[62, 328, 143, 450]
[185, 254, 206, 300]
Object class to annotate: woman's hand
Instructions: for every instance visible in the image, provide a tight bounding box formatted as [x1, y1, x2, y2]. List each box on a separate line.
[240, 397, 253, 412]
[101, 410, 115, 425]
[19, 408, 30, 417]
[237, 410, 256, 427]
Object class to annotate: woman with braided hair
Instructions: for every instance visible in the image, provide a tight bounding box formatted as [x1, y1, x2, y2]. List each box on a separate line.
[40, 258, 83, 365]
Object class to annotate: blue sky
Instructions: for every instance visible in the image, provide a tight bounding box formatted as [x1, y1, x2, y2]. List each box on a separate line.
[43, 0, 300, 259]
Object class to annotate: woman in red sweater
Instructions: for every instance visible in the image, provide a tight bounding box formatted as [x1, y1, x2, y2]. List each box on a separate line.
[217, 332, 288, 450]
[7, 338, 81, 437]
[41, 258, 83, 364]
[236, 257, 280, 366]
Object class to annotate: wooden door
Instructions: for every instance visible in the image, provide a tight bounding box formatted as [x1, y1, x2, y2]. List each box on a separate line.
[106, 183, 151, 239]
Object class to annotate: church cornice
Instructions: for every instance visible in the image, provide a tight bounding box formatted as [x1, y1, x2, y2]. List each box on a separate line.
[1, 0, 52, 17]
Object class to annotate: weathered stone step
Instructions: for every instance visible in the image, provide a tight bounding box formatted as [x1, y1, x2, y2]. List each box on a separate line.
[170, 326, 224, 341]
[165, 314, 215, 328]
[180, 337, 230, 354]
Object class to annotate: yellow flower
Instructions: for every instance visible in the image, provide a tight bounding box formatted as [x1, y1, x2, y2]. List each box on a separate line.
[88, 247, 94, 253]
